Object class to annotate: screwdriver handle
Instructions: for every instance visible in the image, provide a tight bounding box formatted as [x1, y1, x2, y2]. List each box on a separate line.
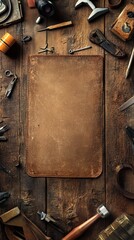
[48, 21, 73, 30]
[62, 213, 100, 240]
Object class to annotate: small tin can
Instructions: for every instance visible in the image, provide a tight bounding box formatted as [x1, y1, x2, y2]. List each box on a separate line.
[0, 33, 16, 53]
[97, 214, 134, 240]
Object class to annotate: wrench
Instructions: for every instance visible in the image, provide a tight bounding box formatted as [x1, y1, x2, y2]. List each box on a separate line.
[68, 45, 92, 54]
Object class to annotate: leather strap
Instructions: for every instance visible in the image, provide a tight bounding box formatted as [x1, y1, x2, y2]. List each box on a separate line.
[0, 207, 52, 240]
[89, 29, 126, 58]
[108, 0, 123, 9]
[116, 164, 134, 200]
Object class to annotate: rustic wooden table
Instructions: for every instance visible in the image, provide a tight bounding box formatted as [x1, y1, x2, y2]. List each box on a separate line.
[0, 0, 134, 239]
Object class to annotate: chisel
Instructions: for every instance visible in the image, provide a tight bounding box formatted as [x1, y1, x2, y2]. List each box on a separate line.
[125, 46, 134, 79]
[37, 21, 73, 32]
[119, 96, 134, 111]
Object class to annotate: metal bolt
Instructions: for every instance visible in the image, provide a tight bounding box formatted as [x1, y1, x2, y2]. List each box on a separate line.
[68, 45, 92, 54]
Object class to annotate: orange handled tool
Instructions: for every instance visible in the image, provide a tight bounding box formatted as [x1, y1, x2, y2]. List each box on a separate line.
[62, 204, 109, 240]
[37, 21, 73, 32]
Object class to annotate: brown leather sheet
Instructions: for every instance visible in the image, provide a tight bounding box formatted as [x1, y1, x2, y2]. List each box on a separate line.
[26, 55, 104, 178]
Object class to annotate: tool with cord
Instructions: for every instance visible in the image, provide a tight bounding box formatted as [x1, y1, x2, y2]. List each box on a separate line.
[75, 0, 109, 22]
[62, 204, 110, 240]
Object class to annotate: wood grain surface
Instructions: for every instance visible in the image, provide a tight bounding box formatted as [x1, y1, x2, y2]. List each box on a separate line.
[0, 0, 134, 240]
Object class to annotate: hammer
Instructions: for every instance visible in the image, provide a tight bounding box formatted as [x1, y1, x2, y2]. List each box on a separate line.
[75, 0, 109, 22]
[62, 204, 109, 240]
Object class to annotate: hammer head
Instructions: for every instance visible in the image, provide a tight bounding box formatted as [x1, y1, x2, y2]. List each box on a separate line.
[75, 0, 109, 22]
[75, 0, 91, 8]
[88, 7, 109, 22]
[97, 204, 110, 218]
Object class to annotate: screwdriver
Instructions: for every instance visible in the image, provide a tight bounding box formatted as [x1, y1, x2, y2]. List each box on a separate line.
[37, 21, 73, 32]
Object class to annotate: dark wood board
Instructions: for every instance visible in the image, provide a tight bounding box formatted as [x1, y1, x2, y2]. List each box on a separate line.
[105, 0, 134, 218]
[26, 55, 103, 178]
[0, 0, 133, 240]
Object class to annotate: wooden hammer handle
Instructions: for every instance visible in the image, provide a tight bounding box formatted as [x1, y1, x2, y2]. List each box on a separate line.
[62, 214, 100, 240]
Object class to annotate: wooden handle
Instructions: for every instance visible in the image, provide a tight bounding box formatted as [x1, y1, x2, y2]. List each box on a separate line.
[62, 214, 100, 240]
[48, 21, 73, 30]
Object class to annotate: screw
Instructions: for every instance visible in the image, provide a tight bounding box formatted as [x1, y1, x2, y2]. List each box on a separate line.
[68, 45, 92, 54]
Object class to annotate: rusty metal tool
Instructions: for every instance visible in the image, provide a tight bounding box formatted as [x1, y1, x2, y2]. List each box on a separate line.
[21, 35, 32, 43]
[75, 0, 109, 22]
[0, 135, 7, 141]
[119, 96, 134, 111]
[126, 126, 134, 144]
[5, 70, 18, 98]
[38, 43, 54, 53]
[62, 204, 110, 240]
[37, 21, 73, 32]
[37, 211, 67, 234]
[69, 45, 92, 54]
[125, 46, 134, 79]
[0, 124, 9, 135]
[89, 29, 126, 58]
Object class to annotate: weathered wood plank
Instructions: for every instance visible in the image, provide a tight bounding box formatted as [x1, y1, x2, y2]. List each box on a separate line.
[0, 19, 21, 240]
[105, 0, 134, 219]
[46, 1, 105, 240]
[19, 0, 47, 232]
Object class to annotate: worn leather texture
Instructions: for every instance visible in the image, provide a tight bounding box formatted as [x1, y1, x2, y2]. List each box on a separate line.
[26, 55, 104, 178]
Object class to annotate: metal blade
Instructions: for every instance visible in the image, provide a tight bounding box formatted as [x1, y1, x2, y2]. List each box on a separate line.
[119, 96, 134, 111]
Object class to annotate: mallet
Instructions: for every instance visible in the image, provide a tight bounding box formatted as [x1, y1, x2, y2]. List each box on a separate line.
[62, 204, 110, 240]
